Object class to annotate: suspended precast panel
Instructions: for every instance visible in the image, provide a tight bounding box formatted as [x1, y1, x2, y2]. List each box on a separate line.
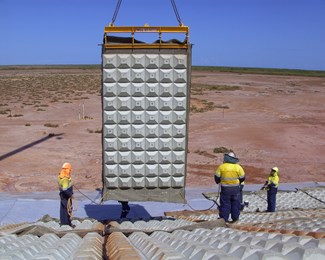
[101, 26, 191, 203]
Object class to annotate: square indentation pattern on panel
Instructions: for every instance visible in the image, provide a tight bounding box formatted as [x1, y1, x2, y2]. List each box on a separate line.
[102, 51, 190, 202]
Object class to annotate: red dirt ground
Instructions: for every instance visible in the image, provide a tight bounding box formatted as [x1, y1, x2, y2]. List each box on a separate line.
[0, 68, 324, 192]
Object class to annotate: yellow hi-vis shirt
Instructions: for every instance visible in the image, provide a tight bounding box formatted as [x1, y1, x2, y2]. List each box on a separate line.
[267, 173, 279, 188]
[216, 163, 245, 187]
[58, 176, 72, 191]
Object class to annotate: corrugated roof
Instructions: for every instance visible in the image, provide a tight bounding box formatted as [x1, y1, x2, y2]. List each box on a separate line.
[0, 186, 325, 259]
[0, 232, 103, 259]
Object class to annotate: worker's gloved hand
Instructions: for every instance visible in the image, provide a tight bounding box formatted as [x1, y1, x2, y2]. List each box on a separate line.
[260, 186, 266, 190]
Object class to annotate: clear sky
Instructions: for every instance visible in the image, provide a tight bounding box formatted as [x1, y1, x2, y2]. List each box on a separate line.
[1, 0, 325, 70]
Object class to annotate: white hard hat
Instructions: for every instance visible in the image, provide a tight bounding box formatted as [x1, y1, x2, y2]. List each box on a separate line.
[227, 152, 236, 158]
[271, 166, 278, 172]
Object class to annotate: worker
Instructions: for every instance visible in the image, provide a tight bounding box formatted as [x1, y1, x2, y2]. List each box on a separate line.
[261, 166, 279, 212]
[215, 152, 245, 223]
[58, 162, 74, 226]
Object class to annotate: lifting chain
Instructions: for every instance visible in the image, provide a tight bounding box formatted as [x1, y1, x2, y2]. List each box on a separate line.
[110, 0, 183, 26]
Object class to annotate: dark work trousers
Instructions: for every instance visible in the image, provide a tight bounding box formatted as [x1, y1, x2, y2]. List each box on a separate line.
[59, 186, 73, 226]
[267, 187, 277, 212]
[219, 186, 241, 222]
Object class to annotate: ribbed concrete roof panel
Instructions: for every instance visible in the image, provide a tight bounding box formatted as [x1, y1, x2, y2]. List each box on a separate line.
[0, 232, 103, 260]
[204, 188, 325, 213]
[125, 227, 325, 259]
[109, 218, 194, 232]
[1, 186, 325, 259]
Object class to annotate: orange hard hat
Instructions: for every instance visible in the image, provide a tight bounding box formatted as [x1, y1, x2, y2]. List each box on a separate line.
[59, 162, 72, 179]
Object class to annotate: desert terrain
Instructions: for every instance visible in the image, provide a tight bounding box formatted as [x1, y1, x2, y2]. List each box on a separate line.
[0, 67, 324, 193]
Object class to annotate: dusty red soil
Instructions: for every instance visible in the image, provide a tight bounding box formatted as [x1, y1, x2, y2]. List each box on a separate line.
[0, 68, 324, 193]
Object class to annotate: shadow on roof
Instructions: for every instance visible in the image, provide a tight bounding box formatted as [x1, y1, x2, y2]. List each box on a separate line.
[84, 203, 152, 221]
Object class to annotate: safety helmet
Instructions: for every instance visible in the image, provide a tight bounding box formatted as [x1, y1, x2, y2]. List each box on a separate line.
[227, 152, 236, 158]
[62, 162, 72, 170]
[271, 166, 278, 172]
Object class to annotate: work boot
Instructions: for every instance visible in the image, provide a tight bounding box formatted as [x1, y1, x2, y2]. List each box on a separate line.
[227, 218, 239, 224]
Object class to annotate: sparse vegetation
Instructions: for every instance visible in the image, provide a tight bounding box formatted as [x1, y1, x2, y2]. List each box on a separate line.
[215, 105, 229, 109]
[194, 149, 204, 155]
[44, 123, 59, 128]
[191, 83, 241, 95]
[213, 147, 233, 154]
[87, 128, 102, 133]
[193, 66, 325, 77]
[190, 98, 216, 113]
[0, 68, 101, 113]
[8, 114, 23, 117]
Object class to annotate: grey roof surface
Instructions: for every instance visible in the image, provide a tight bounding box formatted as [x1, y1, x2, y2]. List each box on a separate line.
[0, 183, 325, 259]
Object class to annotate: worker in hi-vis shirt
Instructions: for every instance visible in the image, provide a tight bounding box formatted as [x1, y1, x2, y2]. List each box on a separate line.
[215, 152, 245, 223]
[58, 162, 74, 226]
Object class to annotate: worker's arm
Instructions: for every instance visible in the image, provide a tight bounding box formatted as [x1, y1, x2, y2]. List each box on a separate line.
[215, 166, 221, 184]
[238, 165, 245, 183]
[239, 176, 245, 183]
[260, 180, 268, 190]
[214, 175, 221, 184]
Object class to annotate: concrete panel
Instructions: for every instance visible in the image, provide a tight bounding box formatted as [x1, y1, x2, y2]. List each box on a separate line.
[132, 124, 145, 138]
[146, 54, 159, 69]
[159, 124, 173, 138]
[117, 83, 131, 97]
[102, 47, 191, 203]
[103, 124, 117, 138]
[103, 110, 117, 124]
[131, 83, 145, 97]
[103, 54, 117, 69]
[117, 124, 131, 138]
[131, 54, 145, 69]
[103, 68, 117, 83]
[103, 82, 117, 97]
[131, 68, 145, 83]
[117, 54, 131, 69]
[132, 164, 145, 177]
[131, 96, 145, 111]
[146, 124, 159, 138]
[132, 111, 145, 124]
[159, 83, 173, 97]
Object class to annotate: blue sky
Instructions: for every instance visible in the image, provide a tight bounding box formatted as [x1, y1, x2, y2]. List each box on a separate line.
[1, 0, 324, 70]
